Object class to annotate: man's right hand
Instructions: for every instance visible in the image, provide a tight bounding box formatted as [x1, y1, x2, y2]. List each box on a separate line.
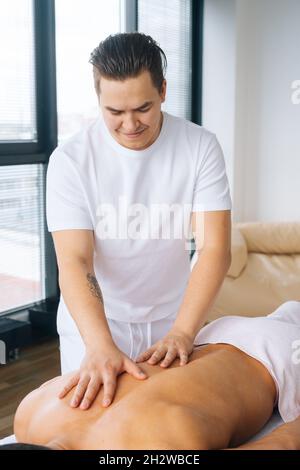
[58, 344, 148, 410]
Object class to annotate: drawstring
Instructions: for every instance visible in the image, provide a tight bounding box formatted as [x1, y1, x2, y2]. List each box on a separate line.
[147, 322, 151, 349]
[127, 322, 152, 359]
[136, 323, 144, 359]
[128, 322, 134, 359]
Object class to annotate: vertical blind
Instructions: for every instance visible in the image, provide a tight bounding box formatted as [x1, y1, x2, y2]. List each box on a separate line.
[138, 0, 192, 120]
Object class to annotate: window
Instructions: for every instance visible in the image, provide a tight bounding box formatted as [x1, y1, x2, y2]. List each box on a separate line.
[55, 0, 121, 142]
[0, 0, 199, 315]
[0, 1, 46, 316]
[0, 164, 45, 314]
[0, 0, 123, 316]
[0, 0, 36, 141]
[138, 0, 192, 120]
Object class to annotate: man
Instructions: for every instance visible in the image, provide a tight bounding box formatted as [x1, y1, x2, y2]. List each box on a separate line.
[10, 301, 300, 450]
[46, 32, 232, 412]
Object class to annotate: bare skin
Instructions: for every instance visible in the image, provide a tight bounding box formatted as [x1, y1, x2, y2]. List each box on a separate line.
[14, 343, 299, 450]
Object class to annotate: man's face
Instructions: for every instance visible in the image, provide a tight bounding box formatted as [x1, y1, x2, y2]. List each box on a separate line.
[98, 70, 166, 150]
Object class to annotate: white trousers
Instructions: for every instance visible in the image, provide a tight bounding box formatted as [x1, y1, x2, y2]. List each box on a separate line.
[59, 311, 178, 374]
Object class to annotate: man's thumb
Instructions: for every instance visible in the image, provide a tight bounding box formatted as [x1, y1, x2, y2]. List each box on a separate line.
[127, 361, 147, 379]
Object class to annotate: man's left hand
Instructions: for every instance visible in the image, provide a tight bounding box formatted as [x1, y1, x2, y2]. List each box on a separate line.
[135, 329, 194, 368]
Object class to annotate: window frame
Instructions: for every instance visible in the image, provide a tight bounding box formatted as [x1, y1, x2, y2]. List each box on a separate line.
[0, 0, 59, 318]
[0, 0, 57, 164]
[121, 0, 138, 32]
[191, 0, 204, 126]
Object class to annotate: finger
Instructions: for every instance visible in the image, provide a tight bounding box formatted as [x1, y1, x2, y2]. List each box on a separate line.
[148, 347, 167, 364]
[135, 348, 156, 363]
[80, 377, 102, 410]
[70, 375, 90, 407]
[179, 350, 189, 366]
[58, 372, 80, 399]
[160, 348, 178, 367]
[101, 370, 117, 407]
[125, 359, 148, 380]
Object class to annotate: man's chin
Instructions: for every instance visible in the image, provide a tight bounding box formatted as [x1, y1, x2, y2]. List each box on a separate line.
[117, 134, 150, 150]
[121, 141, 148, 150]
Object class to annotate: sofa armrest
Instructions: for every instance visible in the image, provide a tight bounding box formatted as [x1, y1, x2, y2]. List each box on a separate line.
[236, 222, 300, 254]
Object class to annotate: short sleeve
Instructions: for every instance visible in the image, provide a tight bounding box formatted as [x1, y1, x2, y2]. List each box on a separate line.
[192, 133, 232, 212]
[46, 150, 94, 232]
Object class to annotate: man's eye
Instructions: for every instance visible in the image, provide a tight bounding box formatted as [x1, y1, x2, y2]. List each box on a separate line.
[110, 107, 150, 115]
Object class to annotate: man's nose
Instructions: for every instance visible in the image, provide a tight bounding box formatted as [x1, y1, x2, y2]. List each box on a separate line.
[122, 115, 140, 132]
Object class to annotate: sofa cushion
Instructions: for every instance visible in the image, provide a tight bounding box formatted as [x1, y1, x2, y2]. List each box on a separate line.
[227, 227, 248, 278]
[237, 222, 300, 254]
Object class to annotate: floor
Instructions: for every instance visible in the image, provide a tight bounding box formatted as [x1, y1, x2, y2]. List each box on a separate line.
[0, 339, 60, 439]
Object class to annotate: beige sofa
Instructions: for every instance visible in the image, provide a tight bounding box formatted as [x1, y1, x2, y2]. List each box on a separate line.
[191, 222, 300, 322]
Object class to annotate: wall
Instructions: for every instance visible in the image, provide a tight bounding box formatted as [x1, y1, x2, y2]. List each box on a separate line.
[202, 0, 300, 222]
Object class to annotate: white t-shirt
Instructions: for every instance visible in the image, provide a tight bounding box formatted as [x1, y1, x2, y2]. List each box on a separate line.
[46, 111, 232, 327]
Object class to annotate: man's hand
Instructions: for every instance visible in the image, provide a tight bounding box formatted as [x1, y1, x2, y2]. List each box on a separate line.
[58, 344, 148, 410]
[135, 329, 194, 368]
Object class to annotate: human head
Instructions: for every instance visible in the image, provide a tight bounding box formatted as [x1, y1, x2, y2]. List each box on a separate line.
[89, 32, 167, 150]
[89, 32, 167, 96]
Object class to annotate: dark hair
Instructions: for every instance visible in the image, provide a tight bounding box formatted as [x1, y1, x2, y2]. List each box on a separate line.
[89, 32, 167, 94]
[0, 442, 52, 450]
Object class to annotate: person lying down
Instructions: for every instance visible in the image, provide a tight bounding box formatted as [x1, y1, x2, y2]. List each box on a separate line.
[5, 301, 300, 450]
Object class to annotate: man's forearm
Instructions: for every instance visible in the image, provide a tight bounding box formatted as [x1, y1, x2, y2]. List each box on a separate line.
[58, 260, 115, 350]
[172, 248, 231, 340]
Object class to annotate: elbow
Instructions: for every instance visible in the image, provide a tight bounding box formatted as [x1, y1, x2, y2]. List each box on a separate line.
[202, 246, 231, 264]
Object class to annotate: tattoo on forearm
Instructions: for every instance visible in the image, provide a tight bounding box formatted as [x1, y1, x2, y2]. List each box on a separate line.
[87, 273, 104, 303]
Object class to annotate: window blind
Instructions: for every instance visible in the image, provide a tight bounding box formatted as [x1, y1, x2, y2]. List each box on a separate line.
[0, 164, 44, 315]
[0, 1, 44, 315]
[0, 0, 36, 141]
[55, 0, 121, 143]
[138, 0, 192, 120]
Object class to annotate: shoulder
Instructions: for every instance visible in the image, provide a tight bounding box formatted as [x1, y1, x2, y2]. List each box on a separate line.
[166, 112, 216, 143]
[165, 112, 219, 159]
[14, 384, 47, 441]
[14, 374, 74, 441]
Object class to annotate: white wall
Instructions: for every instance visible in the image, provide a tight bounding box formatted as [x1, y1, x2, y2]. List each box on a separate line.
[202, 0, 236, 188]
[202, 0, 300, 222]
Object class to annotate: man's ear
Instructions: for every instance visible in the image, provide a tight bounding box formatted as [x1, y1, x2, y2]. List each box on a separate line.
[160, 79, 167, 103]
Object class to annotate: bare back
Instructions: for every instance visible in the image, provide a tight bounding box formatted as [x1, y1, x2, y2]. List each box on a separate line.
[14, 343, 276, 449]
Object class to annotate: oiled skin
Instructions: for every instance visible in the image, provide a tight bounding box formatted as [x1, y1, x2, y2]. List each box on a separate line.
[14, 343, 277, 450]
